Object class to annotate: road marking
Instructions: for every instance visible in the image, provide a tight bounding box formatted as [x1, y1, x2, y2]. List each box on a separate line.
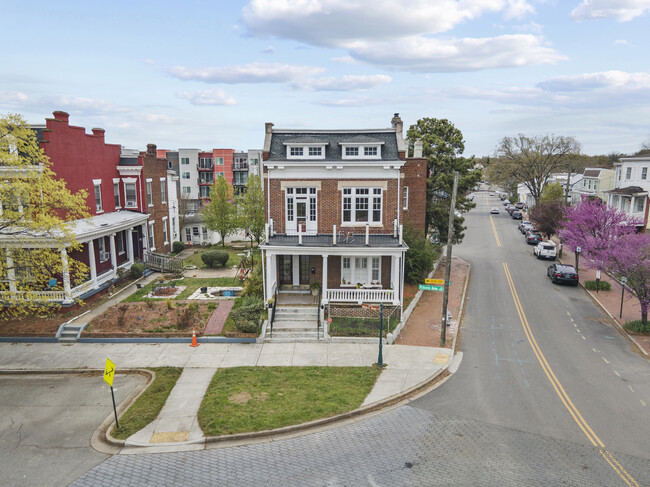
[641, 400, 647, 407]
[602, 357, 610, 364]
[577, 329, 581, 333]
[582, 336, 586, 340]
[503, 263, 639, 487]
[614, 370, 620, 377]
[489, 215, 501, 247]
[593, 348, 598, 353]
[629, 385, 635, 393]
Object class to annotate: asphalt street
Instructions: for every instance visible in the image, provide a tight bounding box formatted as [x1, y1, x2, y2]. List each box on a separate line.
[68, 192, 650, 486]
[0, 373, 143, 487]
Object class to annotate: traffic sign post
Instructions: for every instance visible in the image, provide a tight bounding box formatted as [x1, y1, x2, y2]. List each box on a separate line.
[425, 278, 451, 285]
[620, 277, 627, 319]
[377, 303, 384, 368]
[104, 358, 119, 429]
[596, 270, 601, 293]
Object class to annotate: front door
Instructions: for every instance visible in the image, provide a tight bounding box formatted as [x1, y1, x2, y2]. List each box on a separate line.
[279, 256, 292, 285]
[285, 187, 317, 234]
[299, 256, 310, 285]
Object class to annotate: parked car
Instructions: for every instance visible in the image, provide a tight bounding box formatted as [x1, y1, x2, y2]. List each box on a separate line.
[511, 210, 522, 220]
[534, 241, 557, 260]
[503, 199, 511, 206]
[519, 220, 532, 232]
[506, 205, 515, 214]
[525, 230, 541, 245]
[515, 202, 525, 209]
[489, 192, 495, 196]
[547, 263, 579, 286]
[491, 207, 500, 214]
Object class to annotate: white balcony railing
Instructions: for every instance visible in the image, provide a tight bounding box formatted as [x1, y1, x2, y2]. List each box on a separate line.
[0, 290, 66, 302]
[326, 288, 396, 304]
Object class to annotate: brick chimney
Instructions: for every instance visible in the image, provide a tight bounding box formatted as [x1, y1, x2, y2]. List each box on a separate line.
[147, 143, 157, 156]
[91, 128, 105, 139]
[391, 113, 403, 134]
[52, 111, 69, 123]
[413, 140, 423, 158]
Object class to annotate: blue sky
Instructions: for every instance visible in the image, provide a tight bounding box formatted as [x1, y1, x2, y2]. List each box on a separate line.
[2, 0, 650, 157]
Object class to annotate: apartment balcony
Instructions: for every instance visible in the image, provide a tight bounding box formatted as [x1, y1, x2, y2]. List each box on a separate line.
[198, 179, 214, 186]
[197, 164, 213, 171]
[233, 163, 248, 171]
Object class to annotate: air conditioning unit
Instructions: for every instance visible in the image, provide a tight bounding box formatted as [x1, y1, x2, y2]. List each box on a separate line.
[126, 201, 136, 208]
[100, 252, 110, 262]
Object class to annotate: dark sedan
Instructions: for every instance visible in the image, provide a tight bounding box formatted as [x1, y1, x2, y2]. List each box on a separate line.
[511, 210, 522, 220]
[526, 232, 542, 245]
[547, 263, 579, 286]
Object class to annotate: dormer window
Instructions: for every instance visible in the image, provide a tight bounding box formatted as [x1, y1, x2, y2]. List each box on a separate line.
[341, 141, 383, 160]
[286, 142, 327, 160]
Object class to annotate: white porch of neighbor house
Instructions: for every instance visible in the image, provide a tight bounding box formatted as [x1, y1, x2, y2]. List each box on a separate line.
[0, 211, 149, 305]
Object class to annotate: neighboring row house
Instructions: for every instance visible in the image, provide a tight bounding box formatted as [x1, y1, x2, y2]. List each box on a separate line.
[571, 167, 615, 203]
[606, 156, 650, 231]
[260, 114, 427, 340]
[0, 111, 178, 307]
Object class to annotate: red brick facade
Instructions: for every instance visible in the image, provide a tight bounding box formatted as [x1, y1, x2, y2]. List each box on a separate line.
[141, 144, 171, 253]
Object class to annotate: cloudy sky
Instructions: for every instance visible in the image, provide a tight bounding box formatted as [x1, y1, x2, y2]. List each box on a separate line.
[2, 0, 650, 157]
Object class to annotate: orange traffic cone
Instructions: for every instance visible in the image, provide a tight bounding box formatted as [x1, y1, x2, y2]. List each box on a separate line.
[190, 328, 199, 347]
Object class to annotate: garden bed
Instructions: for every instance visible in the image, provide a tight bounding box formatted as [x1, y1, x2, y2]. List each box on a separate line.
[84, 300, 216, 335]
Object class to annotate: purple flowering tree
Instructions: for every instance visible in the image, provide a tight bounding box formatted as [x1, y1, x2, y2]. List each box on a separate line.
[560, 197, 650, 329]
[559, 198, 641, 270]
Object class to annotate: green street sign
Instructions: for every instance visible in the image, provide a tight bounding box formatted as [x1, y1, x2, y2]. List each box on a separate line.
[419, 284, 444, 291]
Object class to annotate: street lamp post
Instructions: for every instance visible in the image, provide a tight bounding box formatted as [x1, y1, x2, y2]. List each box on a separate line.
[620, 276, 627, 319]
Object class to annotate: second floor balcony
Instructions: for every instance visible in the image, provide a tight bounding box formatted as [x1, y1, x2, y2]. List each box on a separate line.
[197, 163, 213, 171]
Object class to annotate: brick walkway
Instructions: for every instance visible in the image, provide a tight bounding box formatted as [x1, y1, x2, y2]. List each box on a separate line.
[202, 300, 234, 335]
[395, 257, 469, 348]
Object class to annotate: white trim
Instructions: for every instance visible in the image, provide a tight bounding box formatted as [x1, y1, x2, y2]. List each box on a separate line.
[280, 181, 322, 190]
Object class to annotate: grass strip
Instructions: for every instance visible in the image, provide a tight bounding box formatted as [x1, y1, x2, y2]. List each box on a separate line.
[329, 316, 398, 337]
[110, 367, 183, 440]
[198, 366, 381, 436]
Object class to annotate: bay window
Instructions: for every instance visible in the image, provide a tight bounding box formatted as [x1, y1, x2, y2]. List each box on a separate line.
[341, 256, 381, 287]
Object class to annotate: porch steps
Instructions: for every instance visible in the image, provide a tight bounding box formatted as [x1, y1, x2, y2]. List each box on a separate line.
[55, 322, 88, 343]
[266, 306, 323, 342]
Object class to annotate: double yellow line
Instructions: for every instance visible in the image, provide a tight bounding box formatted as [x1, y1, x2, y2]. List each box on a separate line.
[489, 216, 501, 247]
[503, 262, 638, 486]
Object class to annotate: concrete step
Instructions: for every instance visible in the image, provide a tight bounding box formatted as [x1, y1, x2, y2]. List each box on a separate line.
[270, 322, 319, 333]
[56, 322, 87, 342]
[273, 308, 319, 318]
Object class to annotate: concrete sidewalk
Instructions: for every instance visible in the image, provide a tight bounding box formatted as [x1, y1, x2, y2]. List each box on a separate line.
[0, 341, 452, 452]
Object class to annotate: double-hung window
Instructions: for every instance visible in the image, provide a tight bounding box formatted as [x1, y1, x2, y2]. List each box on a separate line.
[181, 157, 190, 165]
[160, 179, 167, 204]
[113, 181, 121, 208]
[93, 180, 103, 212]
[626, 167, 632, 179]
[402, 186, 409, 210]
[148, 221, 155, 250]
[146, 179, 153, 206]
[162, 217, 169, 244]
[345, 147, 359, 157]
[342, 187, 382, 224]
[340, 256, 381, 286]
[290, 147, 303, 157]
[125, 182, 137, 208]
[643, 168, 648, 180]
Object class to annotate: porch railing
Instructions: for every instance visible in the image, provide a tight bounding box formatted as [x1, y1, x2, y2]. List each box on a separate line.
[144, 252, 183, 273]
[326, 288, 396, 303]
[0, 290, 66, 302]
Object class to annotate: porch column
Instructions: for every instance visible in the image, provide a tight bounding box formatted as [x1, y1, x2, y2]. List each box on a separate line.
[127, 228, 134, 265]
[322, 254, 328, 301]
[6, 250, 16, 293]
[109, 233, 118, 274]
[265, 251, 274, 299]
[60, 247, 72, 303]
[87, 239, 97, 287]
[631, 196, 636, 214]
[391, 255, 399, 291]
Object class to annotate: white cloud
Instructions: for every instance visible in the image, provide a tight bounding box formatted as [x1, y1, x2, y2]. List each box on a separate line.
[537, 70, 650, 93]
[242, 0, 559, 72]
[613, 39, 632, 46]
[344, 34, 566, 72]
[261, 46, 275, 54]
[137, 114, 177, 124]
[168, 63, 325, 83]
[570, 0, 650, 22]
[144, 59, 156, 65]
[177, 89, 238, 106]
[292, 74, 391, 91]
[0, 93, 129, 116]
[331, 56, 357, 64]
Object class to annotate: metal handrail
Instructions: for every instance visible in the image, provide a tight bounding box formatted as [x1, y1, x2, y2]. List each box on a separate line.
[269, 285, 278, 338]
[317, 286, 322, 339]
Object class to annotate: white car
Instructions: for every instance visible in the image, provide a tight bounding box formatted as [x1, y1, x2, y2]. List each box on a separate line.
[534, 241, 557, 260]
[490, 207, 499, 214]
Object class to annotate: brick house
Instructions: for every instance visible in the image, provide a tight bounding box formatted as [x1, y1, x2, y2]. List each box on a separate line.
[260, 114, 426, 338]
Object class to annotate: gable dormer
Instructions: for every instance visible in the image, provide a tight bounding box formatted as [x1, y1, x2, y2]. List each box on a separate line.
[284, 136, 328, 160]
[339, 136, 383, 160]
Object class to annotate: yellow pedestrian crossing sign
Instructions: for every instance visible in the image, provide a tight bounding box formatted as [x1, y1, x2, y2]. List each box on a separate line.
[103, 358, 116, 387]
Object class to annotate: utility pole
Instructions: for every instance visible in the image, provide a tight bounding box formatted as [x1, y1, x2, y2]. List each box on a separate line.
[441, 171, 459, 347]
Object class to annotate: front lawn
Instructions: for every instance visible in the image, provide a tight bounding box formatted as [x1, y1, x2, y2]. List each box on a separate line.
[329, 315, 399, 337]
[183, 246, 261, 270]
[111, 367, 182, 440]
[198, 366, 381, 436]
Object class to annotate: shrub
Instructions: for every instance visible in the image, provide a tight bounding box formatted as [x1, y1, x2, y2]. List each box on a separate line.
[172, 241, 186, 253]
[403, 226, 436, 284]
[229, 301, 263, 334]
[584, 280, 611, 291]
[624, 320, 650, 333]
[201, 250, 230, 268]
[177, 304, 198, 330]
[130, 263, 145, 279]
[242, 266, 263, 297]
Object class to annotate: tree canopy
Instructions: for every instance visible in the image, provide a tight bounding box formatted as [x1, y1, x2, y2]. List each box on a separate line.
[200, 175, 238, 247]
[406, 118, 480, 243]
[1, 112, 90, 317]
[529, 202, 564, 239]
[236, 174, 265, 244]
[491, 134, 581, 205]
[539, 182, 565, 204]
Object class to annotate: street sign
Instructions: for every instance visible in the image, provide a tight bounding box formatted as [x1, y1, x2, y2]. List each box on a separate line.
[103, 358, 115, 387]
[419, 284, 444, 291]
[576, 246, 582, 253]
[425, 279, 451, 285]
[621, 277, 627, 285]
